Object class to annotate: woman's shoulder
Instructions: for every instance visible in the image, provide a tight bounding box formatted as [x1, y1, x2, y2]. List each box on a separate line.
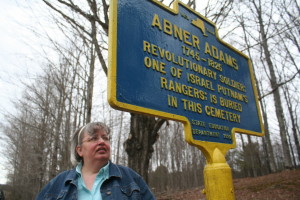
[35, 169, 77, 200]
[47, 168, 77, 185]
[109, 163, 141, 179]
[110, 163, 140, 176]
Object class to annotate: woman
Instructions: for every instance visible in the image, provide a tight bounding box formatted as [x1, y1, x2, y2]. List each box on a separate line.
[36, 122, 155, 200]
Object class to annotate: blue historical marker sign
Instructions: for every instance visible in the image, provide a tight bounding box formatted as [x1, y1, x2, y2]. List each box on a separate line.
[108, 0, 264, 145]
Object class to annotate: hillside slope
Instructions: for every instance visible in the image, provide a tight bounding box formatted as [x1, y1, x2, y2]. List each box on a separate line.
[156, 169, 300, 200]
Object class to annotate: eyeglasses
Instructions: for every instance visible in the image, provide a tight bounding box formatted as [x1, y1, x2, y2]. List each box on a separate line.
[81, 134, 110, 144]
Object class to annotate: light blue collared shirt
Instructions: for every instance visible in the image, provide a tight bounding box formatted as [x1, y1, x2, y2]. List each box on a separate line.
[76, 162, 110, 200]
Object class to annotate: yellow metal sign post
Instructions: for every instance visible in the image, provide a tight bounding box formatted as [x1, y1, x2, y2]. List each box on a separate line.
[203, 146, 235, 199]
[184, 125, 237, 199]
[108, 0, 264, 199]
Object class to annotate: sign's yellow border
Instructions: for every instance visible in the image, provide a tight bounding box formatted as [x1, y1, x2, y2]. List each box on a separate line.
[108, 0, 265, 151]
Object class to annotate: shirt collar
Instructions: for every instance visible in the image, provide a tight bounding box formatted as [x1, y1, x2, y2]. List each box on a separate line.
[76, 161, 110, 178]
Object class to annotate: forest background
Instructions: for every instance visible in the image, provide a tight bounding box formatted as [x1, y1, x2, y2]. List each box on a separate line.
[0, 0, 299, 200]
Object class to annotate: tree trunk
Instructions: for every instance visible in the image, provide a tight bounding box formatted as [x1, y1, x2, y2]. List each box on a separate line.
[260, 81, 277, 172]
[247, 135, 258, 177]
[240, 135, 249, 177]
[252, 0, 293, 169]
[283, 84, 300, 163]
[116, 111, 124, 164]
[86, 26, 96, 123]
[125, 113, 165, 183]
[237, 11, 277, 173]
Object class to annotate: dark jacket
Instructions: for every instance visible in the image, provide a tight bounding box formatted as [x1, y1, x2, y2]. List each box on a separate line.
[36, 162, 155, 200]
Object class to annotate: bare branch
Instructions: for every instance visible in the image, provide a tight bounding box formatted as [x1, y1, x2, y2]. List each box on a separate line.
[259, 70, 300, 100]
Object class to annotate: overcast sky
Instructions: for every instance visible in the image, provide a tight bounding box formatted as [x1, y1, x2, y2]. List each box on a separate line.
[0, 0, 48, 184]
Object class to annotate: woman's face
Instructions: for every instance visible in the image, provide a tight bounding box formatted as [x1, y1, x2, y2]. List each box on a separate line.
[76, 130, 111, 164]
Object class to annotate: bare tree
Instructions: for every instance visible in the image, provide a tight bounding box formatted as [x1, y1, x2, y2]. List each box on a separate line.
[235, 12, 278, 173]
[238, 0, 297, 169]
[5, 1, 300, 199]
[40, 0, 167, 182]
[1, 31, 97, 199]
